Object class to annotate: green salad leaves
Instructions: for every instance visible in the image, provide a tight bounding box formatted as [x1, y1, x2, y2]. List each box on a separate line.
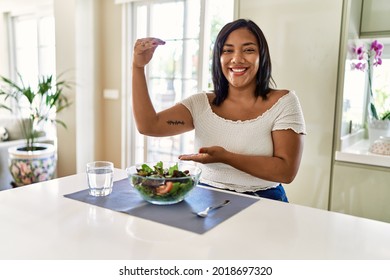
[136, 161, 189, 178]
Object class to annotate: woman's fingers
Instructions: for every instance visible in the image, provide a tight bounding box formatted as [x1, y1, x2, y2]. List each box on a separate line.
[178, 153, 208, 162]
[179, 146, 226, 163]
[135, 38, 165, 50]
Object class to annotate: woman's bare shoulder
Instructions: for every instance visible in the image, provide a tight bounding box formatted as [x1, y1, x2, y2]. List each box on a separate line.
[267, 89, 291, 104]
[269, 89, 290, 98]
[205, 92, 216, 103]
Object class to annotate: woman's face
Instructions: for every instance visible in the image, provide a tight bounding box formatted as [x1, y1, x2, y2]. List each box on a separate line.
[220, 27, 260, 90]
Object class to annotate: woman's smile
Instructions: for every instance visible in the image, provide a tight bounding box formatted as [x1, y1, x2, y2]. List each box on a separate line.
[230, 67, 247, 74]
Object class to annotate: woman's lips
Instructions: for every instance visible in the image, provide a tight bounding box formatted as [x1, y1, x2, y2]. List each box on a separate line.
[230, 67, 247, 74]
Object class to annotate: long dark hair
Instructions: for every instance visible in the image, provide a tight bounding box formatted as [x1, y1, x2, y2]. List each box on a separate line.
[211, 19, 275, 106]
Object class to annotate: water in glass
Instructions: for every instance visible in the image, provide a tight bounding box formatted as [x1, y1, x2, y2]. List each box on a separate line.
[87, 162, 113, 196]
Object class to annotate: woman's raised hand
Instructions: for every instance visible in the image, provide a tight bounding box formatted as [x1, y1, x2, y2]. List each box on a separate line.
[133, 38, 165, 68]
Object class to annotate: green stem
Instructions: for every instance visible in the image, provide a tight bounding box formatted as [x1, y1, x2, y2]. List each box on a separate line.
[367, 58, 379, 120]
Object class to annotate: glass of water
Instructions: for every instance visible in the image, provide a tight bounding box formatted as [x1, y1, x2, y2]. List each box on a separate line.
[86, 161, 114, 196]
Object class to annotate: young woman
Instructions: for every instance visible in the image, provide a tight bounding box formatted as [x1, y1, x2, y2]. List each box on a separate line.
[132, 19, 306, 202]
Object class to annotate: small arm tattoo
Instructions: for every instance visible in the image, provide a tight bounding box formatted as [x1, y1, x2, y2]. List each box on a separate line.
[167, 120, 185, 125]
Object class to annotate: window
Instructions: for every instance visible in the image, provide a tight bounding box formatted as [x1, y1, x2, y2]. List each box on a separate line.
[12, 14, 56, 84]
[129, 0, 234, 164]
[7, 8, 56, 117]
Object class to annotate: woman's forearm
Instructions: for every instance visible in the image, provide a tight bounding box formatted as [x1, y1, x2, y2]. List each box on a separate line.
[131, 65, 158, 134]
[222, 152, 299, 184]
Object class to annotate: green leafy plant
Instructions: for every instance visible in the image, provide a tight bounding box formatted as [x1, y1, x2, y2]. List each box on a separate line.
[380, 110, 390, 120]
[0, 73, 73, 150]
[375, 88, 390, 121]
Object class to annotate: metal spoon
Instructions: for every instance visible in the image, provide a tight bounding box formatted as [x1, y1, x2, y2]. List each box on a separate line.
[195, 200, 230, 218]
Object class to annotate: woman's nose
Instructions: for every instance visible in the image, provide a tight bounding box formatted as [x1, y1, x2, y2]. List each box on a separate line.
[231, 51, 245, 63]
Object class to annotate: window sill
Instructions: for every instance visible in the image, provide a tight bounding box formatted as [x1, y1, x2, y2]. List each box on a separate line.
[335, 139, 390, 168]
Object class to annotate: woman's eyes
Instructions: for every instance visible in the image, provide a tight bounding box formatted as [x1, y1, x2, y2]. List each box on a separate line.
[222, 48, 256, 53]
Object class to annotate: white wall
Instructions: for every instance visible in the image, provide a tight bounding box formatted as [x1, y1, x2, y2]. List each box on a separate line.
[53, 0, 77, 177]
[100, 0, 122, 168]
[75, 0, 100, 172]
[53, 0, 122, 176]
[238, 0, 343, 209]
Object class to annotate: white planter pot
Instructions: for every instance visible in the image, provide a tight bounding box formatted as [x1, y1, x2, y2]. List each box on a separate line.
[368, 119, 390, 146]
[8, 143, 57, 187]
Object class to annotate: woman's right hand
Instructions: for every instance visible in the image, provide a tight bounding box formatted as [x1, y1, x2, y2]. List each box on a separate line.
[133, 38, 165, 68]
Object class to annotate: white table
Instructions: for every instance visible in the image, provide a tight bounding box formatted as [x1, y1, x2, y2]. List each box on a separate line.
[1, 169, 390, 260]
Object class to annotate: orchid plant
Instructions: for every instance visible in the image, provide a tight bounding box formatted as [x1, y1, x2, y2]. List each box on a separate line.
[350, 40, 389, 120]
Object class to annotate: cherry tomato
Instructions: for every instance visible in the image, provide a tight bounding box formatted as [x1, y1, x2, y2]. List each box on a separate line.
[156, 181, 173, 195]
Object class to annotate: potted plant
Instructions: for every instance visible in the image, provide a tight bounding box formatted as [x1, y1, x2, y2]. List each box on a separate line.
[0, 73, 72, 186]
[350, 40, 390, 144]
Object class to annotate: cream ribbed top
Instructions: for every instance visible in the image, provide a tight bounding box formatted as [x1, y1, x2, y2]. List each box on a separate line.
[180, 91, 306, 192]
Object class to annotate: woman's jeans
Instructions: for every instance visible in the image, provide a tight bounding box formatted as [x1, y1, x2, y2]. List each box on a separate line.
[200, 183, 289, 203]
[250, 184, 289, 202]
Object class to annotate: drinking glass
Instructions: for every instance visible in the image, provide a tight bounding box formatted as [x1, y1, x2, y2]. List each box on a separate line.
[86, 161, 114, 196]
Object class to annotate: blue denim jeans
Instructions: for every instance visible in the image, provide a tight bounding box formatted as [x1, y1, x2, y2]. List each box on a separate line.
[249, 184, 289, 202]
[200, 183, 289, 203]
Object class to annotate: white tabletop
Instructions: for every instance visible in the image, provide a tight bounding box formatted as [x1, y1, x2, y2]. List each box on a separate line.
[1, 168, 390, 260]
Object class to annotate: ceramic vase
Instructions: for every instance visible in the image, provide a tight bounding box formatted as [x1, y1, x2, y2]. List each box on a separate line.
[368, 119, 390, 146]
[8, 143, 57, 187]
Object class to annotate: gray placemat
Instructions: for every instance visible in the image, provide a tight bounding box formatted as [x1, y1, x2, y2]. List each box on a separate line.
[64, 178, 258, 234]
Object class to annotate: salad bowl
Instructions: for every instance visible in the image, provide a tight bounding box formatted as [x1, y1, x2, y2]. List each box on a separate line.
[126, 161, 202, 205]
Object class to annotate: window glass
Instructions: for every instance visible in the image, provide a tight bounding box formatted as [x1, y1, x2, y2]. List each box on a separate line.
[150, 2, 185, 40]
[341, 60, 366, 135]
[135, 4, 147, 38]
[372, 58, 390, 119]
[9, 12, 56, 118]
[38, 16, 56, 76]
[14, 18, 39, 87]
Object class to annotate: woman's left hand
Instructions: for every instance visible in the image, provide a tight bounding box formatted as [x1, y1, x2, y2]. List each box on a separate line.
[179, 146, 227, 163]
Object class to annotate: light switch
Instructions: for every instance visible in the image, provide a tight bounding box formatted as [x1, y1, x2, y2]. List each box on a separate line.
[103, 89, 119, 99]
